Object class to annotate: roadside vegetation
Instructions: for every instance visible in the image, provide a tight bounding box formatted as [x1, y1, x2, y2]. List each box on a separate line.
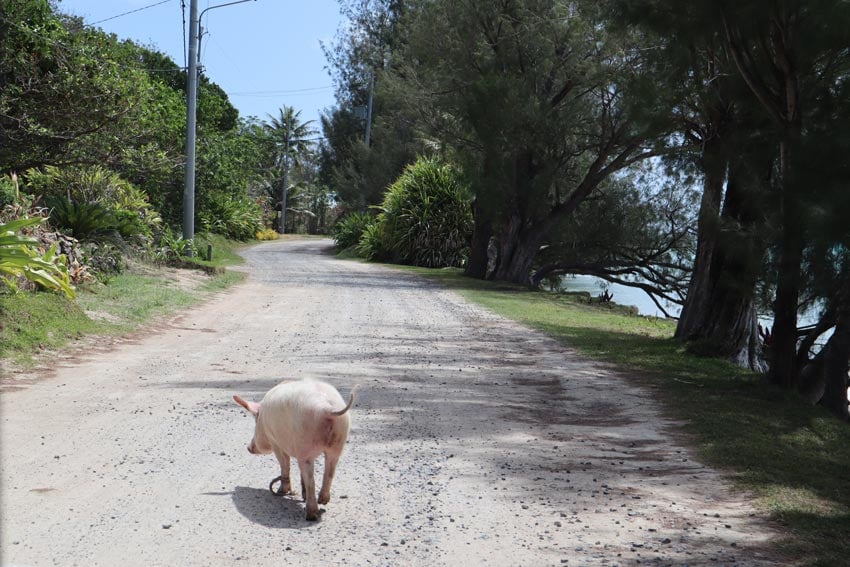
[323, 0, 849, 421]
[1, 1, 333, 367]
[0, 237, 246, 368]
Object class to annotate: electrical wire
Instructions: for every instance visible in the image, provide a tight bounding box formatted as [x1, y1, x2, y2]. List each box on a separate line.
[205, 33, 257, 91]
[181, 0, 188, 70]
[229, 86, 334, 96]
[89, 0, 174, 26]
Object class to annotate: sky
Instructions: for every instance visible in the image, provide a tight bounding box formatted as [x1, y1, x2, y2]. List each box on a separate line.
[55, 0, 345, 128]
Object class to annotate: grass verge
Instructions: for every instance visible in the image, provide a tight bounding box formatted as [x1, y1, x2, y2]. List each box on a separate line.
[1, 236, 247, 368]
[402, 265, 850, 567]
[185, 232, 248, 270]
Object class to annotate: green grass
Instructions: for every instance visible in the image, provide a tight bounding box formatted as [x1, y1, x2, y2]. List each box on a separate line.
[0, 291, 105, 363]
[190, 232, 248, 269]
[75, 267, 242, 329]
[401, 265, 850, 567]
[1, 235, 246, 368]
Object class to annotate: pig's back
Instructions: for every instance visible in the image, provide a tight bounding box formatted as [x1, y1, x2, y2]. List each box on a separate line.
[259, 380, 350, 460]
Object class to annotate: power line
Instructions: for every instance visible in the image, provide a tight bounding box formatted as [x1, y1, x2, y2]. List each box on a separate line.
[181, 0, 188, 70]
[205, 32, 259, 92]
[229, 86, 334, 96]
[89, 0, 174, 26]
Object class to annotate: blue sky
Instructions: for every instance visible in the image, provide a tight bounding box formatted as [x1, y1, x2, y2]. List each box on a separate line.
[56, 0, 344, 128]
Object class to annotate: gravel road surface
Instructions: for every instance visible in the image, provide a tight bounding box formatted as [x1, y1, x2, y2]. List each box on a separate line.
[1, 239, 782, 566]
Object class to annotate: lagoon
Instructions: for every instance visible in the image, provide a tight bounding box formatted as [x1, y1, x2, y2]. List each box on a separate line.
[557, 274, 681, 318]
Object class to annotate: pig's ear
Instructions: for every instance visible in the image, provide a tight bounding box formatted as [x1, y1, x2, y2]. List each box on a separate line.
[233, 395, 260, 416]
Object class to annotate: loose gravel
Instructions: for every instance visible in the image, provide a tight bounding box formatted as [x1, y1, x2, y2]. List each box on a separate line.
[1, 239, 783, 566]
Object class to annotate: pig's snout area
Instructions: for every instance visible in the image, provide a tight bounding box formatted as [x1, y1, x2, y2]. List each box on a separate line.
[247, 442, 257, 454]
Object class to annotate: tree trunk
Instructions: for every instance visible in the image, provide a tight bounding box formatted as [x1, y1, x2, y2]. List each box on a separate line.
[769, 138, 803, 388]
[820, 311, 850, 421]
[465, 198, 493, 279]
[489, 212, 541, 285]
[493, 236, 538, 284]
[676, 138, 726, 339]
[470, 148, 544, 284]
[677, 146, 766, 371]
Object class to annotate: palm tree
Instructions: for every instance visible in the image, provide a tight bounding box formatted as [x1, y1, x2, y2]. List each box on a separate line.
[265, 106, 317, 233]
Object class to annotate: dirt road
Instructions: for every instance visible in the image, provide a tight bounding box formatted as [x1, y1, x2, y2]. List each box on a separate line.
[1, 239, 781, 566]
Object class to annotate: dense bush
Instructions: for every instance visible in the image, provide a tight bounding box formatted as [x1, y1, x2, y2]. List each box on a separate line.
[25, 166, 162, 237]
[47, 199, 147, 245]
[357, 156, 472, 268]
[146, 228, 198, 264]
[198, 194, 263, 241]
[256, 228, 280, 241]
[355, 220, 383, 260]
[78, 241, 125, 281]
[332, 211, 373, 249]
[0, 175, 18, 207]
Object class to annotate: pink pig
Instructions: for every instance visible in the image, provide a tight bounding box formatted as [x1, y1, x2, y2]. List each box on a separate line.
[234, 379, 354, 521]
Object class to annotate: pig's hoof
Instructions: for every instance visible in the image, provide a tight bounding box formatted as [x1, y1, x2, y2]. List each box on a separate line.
[318, 492, 330, 505]
[269, 476, 287, 496]
[305, 511, 319, 521]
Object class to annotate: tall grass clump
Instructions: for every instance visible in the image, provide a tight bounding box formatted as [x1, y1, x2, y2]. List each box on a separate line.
[359, 156, 472, 268]
[332, 211, 373, 250]
[198, 194, 263, 241]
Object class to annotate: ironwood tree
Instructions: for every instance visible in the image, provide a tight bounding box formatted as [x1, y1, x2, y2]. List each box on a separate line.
[392, 0, 673, 284]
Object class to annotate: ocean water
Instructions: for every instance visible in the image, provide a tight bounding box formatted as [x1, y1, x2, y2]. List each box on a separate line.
[556, 274, 681, 318]
[555, 274, 834, 346]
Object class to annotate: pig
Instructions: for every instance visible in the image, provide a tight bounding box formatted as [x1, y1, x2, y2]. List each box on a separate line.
[233, 379, 354, 521]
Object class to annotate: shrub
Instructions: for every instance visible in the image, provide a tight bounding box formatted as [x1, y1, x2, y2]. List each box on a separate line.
[78, 241, 125, 282]
[198, 194, 263, 241]
[332, 211, 373, 250]
[365, 156, 472, 268]
[0, 174, 18, 208]
[24, 166, 161, 235]
[146, 228, 198, 264]
[0, 218, 75, 298]
[256, 228, 280, 241]
[47, 198, 147, 245]
[355, 220, 383, 260]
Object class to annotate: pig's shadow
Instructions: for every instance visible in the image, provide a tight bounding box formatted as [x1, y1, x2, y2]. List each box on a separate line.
[232, 486, 320, 529]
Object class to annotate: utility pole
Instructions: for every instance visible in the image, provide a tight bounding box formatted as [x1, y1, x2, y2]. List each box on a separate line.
[279, 123, 291, 235]
[182, 0, 199, 241]
[183, 0, 256, 242]
[364, 72, 374, 146]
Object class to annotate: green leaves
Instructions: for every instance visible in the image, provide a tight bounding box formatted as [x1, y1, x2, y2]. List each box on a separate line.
[198, 194, 263, 241]
[356, 156, 472, 268]
[332, 211, 373, 249]
[0, 1, 152, 171]
[0, 218, 75, 298]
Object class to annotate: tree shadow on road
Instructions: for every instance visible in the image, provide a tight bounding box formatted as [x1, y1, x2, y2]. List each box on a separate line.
[231, 485, 318, 529]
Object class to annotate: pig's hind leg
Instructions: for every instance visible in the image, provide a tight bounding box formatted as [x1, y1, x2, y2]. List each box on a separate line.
[318, 451, 340, 505]
[272, 448, 293, 495]
[297, 459, 320, 521]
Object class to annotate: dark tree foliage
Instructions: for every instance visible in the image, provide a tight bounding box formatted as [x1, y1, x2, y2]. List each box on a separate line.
[532, 173, 695, 318]
[394, 0, 673, 284]
[0, 1, 152, 171]
[718, 0, 850, 396]
[612, 1, 774, 370]
[319, 0, 421, 212]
